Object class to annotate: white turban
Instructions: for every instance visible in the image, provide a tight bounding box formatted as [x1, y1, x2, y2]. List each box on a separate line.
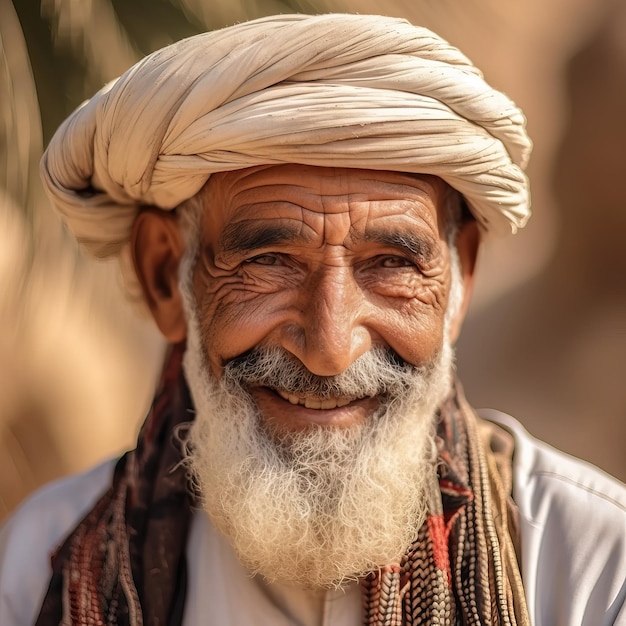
[41, 13, 532, 280]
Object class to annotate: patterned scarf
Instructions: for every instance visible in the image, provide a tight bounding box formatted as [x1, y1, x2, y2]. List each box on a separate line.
[35, 345, 529, 626]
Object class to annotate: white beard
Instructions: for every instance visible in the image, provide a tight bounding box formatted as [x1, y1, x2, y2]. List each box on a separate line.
[179, 286, 455, 589]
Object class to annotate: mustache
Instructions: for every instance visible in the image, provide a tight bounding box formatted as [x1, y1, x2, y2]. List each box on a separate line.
[223, 345, 430, 400]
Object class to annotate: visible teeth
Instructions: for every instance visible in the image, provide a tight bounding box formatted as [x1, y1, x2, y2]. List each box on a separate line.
[275, 389, 357, 410]
[305, 397, 322, 409]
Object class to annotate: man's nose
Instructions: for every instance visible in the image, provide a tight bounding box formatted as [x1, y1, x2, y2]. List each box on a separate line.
[282, 266, 372, 376]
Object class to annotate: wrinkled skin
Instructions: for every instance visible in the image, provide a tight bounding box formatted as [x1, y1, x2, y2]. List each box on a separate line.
[132, 165, 479, 434]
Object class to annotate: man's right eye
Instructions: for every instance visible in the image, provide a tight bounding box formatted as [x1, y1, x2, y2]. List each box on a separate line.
[244, 253, 282, 266]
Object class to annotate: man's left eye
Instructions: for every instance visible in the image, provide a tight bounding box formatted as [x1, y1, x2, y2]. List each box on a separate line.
[245, 253, 282, 266]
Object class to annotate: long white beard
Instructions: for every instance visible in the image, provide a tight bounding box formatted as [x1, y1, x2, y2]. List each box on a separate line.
[180, 290, 455, 589]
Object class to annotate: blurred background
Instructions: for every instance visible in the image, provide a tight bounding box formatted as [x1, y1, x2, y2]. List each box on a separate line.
[1, 0, 625, 521]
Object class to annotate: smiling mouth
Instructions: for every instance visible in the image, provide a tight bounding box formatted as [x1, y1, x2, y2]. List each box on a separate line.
[273, 388, 364, 410]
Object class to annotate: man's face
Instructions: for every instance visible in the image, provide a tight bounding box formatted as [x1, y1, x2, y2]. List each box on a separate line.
[190, 164, 457, 436]
[132, 164, 478, 587]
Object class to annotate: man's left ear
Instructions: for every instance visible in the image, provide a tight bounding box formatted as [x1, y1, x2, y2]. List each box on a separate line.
[131, 208, 187, 342]
[448, 219, 480, 343]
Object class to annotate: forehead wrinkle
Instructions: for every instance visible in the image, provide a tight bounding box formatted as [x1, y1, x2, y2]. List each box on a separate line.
[341, 172, 445, 205]
[218, 173, 330, 216]
[344, 191, 439, 249]
[211, 166, 447, 254]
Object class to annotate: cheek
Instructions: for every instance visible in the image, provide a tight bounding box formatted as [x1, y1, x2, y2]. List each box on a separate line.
[359, 266, 449, 366]
[192, 265, 297, 372]
[375, 297, 446, 366]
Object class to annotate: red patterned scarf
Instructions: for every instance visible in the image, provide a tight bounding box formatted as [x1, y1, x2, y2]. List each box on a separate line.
[35, 344, 528, 625]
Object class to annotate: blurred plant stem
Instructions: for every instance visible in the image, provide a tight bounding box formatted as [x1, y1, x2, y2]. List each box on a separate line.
[1, 0, 42, 225]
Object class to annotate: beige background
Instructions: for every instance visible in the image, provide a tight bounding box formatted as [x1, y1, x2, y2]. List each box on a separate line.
[1, 0, 625, 522]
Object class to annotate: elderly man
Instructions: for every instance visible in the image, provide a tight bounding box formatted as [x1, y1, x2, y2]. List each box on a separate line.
[1, 13, 625, 626]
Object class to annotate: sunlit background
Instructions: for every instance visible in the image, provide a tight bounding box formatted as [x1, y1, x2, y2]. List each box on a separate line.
[2, 0, 625, 521]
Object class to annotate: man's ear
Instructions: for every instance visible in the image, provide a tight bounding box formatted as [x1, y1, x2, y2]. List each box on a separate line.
[448, 219, 480, 343]
[131, 208, 187, 342]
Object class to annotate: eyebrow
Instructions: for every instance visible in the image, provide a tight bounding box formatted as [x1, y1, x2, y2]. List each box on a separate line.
[362, 229, 436, 262]
[220, 220, 309, 255]
[219, 220, 436, 261]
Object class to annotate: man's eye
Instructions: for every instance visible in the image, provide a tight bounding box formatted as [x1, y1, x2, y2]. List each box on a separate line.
[245, 253, 282, 266]
[379, 256, 413, 268]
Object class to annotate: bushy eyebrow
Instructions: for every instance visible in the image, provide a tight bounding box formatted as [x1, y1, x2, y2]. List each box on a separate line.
[362, 229, 436, 263]
[219, 220, 436, 262]
[220, 220, 310, 255]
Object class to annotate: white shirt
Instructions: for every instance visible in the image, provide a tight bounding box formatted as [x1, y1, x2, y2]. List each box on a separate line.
[1, 412, 625, 625]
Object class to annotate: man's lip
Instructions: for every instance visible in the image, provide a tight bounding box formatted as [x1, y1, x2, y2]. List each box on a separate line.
[249, 386, 381, 430]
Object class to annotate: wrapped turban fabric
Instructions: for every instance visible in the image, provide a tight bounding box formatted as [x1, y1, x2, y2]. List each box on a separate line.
[41, 13, 532, 301]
